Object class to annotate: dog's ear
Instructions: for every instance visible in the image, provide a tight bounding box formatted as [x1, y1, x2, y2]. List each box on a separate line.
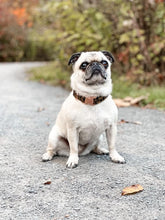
[101, 51, 115, 63]
[68, 52, 82, 65]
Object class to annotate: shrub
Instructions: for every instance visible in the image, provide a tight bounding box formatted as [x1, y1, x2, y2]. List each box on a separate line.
[0, 1, 25, 61]
[0, 0, 37, 61]
[1, 0, 164, 86]
[27, 0, 164, 85]
[26, 0, 112, 64]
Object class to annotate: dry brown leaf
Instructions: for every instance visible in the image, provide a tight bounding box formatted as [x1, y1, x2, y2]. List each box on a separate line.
[133, 121, 142, 125]
[46, 122, 50, 126]
[123, 96, 133, 102]
[37, 107, 45, 112]
[120, 119, 128, 123]
[113, 99, 131, 107]
[121, 184, 144, 196]
[60, 80, 66, 85]
[130, 95, 148, 105]
[39, 79, 46, 84]
[44, 180, 51, 185]
[119, 119, 142, 125]
[114, 95, 148, 107]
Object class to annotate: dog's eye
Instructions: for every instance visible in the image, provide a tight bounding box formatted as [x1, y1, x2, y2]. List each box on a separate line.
[80, 62, 89, 70]
[101, 60, 108, 68]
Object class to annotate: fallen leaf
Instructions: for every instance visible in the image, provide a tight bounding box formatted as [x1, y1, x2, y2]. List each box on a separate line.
[37, 107, 45, 112]
[65, 214, 70, 218]
[60, 80, 66, 85]
[44, 180, 51, 185]
[46, 122, 50, 126]
[121, 184, 144, 196]
[119, 119, 128, 123]
[39, 79, 46, 84]
[123, 96, 132, 102]
[142, 104, 156, 109]
[119, 119, 142, 125]
[113, 99, 131, 107]
[114, 95, 148, 107]
[133, 121, 142, 125]
[129, 95, 148, 105]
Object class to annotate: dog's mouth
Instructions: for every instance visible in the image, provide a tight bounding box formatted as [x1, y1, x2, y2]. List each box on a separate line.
[85, 62, 107, 84]
[85, 69, 107, 82]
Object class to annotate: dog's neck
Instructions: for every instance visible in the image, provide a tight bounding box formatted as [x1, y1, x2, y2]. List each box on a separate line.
[73, 90, 108, 105]
[71, 74, 112, 97]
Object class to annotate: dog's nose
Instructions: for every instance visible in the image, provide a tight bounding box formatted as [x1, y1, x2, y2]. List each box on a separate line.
[93, 69, 101, 75]
[91, 63, 102, 74]
[93, 69, 100, 74]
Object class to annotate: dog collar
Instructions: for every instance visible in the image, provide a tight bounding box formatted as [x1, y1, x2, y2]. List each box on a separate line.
[73, 90, 108, 105]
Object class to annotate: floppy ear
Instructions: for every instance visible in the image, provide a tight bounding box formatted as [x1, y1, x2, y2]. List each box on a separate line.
[101, 51, 115, 63]
[68, 52, 82, 65]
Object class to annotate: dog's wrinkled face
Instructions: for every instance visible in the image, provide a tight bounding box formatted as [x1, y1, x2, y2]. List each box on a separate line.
[68, 51, 114, 85]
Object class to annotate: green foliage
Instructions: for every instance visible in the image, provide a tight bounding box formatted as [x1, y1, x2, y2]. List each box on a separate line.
[0, 1, 26, 61]
[0, 0, 37, 61]
[26, 0, 164, 85]
[29, 61, 70, 89]
[112, 74, 165, 110]
[26, 0, 112, 64]
[113, 0, 165, 85]
[1, 0, 164, 86]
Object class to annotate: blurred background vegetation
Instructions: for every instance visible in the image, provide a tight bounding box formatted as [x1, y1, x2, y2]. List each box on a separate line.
[0, 0, 164, 108]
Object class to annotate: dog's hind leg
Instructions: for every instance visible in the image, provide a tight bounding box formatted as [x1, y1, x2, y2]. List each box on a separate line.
[93, 146, 109, 155]
[106, 124, 125, 163]
[92, 135, 109, 155]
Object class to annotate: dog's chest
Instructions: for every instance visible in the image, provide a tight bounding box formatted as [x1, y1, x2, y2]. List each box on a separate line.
[77, 108, 111, 144]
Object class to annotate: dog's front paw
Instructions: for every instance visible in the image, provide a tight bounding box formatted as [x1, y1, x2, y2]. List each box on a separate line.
[42, 152, 54, 162]
[110, 150, 126, 164]
[66, 155, 79, 168]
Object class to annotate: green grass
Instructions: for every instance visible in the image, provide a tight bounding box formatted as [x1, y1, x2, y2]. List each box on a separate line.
[29, 62, 165, 110]
[112, 75, 165, 109]
[29, 61, 70, 89]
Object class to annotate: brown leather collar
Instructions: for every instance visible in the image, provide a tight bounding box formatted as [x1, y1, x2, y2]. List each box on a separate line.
[73, 90, 108, 105]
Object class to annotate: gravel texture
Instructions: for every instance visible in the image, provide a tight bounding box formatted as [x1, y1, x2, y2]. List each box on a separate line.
[0, 62, 165, 220]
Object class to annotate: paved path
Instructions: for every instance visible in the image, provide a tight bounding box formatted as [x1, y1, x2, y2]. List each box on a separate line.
[0, 63, 165, 220]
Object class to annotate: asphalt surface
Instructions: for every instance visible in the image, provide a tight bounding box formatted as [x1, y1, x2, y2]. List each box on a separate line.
[0, 62, 165, 220]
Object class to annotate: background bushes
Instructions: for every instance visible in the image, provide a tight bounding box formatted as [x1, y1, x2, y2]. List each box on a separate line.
[0, 0, 164, 85]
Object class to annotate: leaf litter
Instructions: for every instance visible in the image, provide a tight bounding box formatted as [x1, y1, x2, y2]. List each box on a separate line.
[114, 95, 148, 107]
[44, 180, 51, 185]
[121, 184, 144, 196]
[37, 107, 45, 112]
[119, 119, 142, 125]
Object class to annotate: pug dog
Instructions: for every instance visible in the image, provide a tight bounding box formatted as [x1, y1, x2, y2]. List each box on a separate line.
[42, 51, 125, 168]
